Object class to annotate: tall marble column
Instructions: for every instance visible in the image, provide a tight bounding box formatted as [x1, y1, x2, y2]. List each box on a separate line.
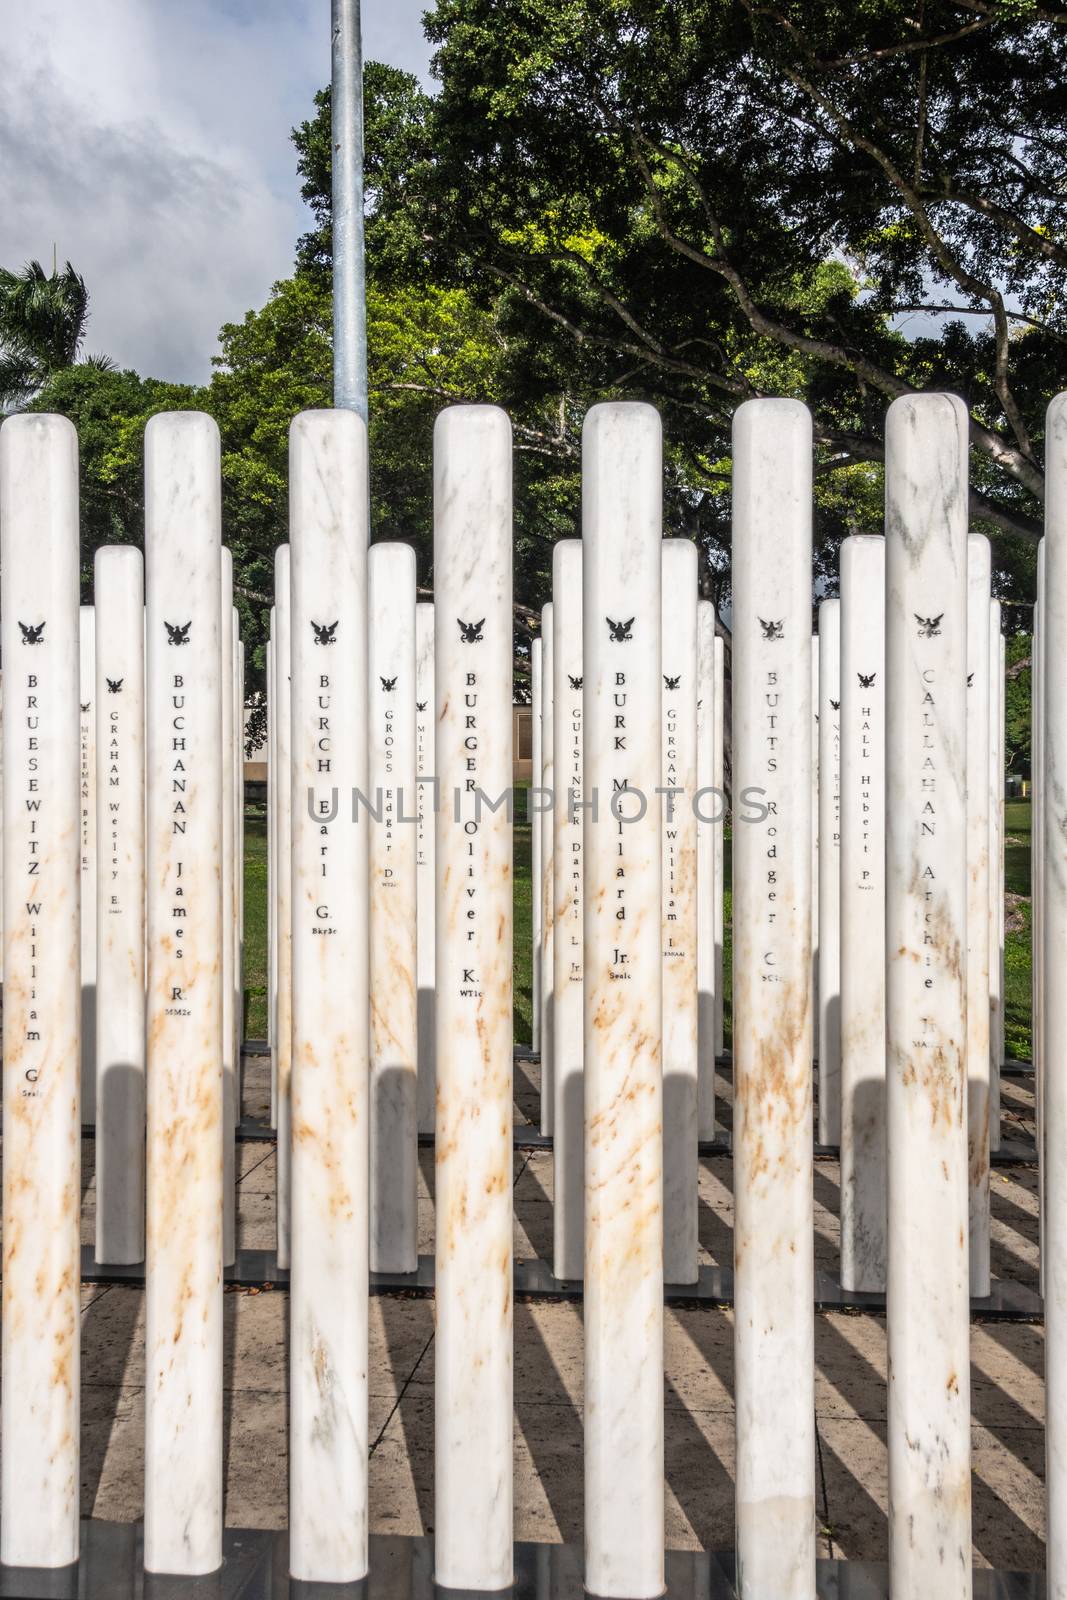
[583, 402, 664, 1598]
[433, 406, 514, 1591]
[369, 541, 418, 1274]
[232, 612, 243, 1088]
[0, 413, 81, 1568]
[1042, 391, 1067, 1600]
[811, 634, 820, 1062]
[144, 411, 224, 1575]
[275, 548, 293, 1266]
[713, 634, 725, 1057]
[220, 548, 236, 1266]
[94, 544, 146, 1266]
[531, 636, 543, 1056]
[816, 600, 841, 1145]
[80, 604, 98, 1122]
[661, 538, 699, 1284]
[0, 668, 4, 966]
[967, 534, 992, 1295]
[552, 539, 584, 1281]
[989, 607, 1004, 1151]
[839, 535, 886, 1292]
[731, 398, 815, 1600]
[416, 601, 436, 1135]
[1035, 547, 1046, 1284]
[540, 602, 555, 1135]
[288, 409, 371, 1582]
[697, 599, 717, 1136]
[885, 393, 971, 1595]
[267, 619, 278, 1125]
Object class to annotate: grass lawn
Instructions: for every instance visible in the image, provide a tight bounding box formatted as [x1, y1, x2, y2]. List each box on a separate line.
[242, 799, 1028, 1060]
[243, 801, 269, 1040]
[1003, 798, 1033, 1061]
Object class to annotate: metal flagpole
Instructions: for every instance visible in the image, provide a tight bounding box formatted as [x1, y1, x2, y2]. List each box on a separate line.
[332, 0, 368, 418]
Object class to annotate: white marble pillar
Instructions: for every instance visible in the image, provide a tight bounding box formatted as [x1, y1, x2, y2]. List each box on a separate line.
[416, 601, 436, 1135]
[540, 602, 555, 1135]
[368, 541, 418, 1274]
[288, 409, 371, 1582]
[220, 548, 236, 1266]
[731, 399, 815, 1600]
[552, 539, 584, 1281]
[885, 393, 972, 1595]
[811, 634, 820, 1062]
[144, 412, 224, 1575]
[839, 534, 886, 1292]
[1042, 391, 1067, 1600]
[275, 549, 293, 1265]
[1035, 549, 1046, 1284]
[713, 634, 725, 1057]
[532, 636, 543, 1056]
[816, 600, 841, 1145]
[0, 413, 81, 1568]
[967, 534, 992, 1295]
[661, 538, 699, 1284]
[94, 544, 146, 1265]
[433, 406, 514, 1591]
[267, 620, 278, 1124]
[80, 604, 98, 1122]
[697, 600, 717, 1136]
[233, 613, 243, 1088]
[0, 668, 4, 966]
[989, 609, 1004, 1151]
[583, 402, 664, 1598]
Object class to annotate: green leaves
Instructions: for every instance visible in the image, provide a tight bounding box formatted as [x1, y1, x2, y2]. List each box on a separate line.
[0, 260, 97, 411]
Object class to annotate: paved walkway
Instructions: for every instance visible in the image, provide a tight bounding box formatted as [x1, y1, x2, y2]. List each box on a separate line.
[27, 1059, 1046, 1571]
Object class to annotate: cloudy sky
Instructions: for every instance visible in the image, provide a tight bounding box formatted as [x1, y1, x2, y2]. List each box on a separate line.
[0, 1, 432, 384]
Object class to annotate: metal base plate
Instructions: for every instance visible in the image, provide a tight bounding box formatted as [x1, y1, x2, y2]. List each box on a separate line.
[0, 1523, 1044, 1599]
[79, 1245, 1042, 1320]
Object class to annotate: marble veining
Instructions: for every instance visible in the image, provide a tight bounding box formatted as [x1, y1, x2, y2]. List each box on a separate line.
[433, 406, 514, 1592]
[582, 402, 664, 1600]
[731, 398, 816, 1600]
[143, 412, 224, 1576]
[0, 413, 82, 1569]
[288, 409, 370, 1582]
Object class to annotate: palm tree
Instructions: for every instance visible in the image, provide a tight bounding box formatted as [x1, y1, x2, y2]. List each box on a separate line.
[0, 259, 112, 411]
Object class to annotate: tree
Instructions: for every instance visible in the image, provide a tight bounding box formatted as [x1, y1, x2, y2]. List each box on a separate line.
[305, 0, 1064, 599]
[1, 259, 112, 411]
[29, 363, 199, 592]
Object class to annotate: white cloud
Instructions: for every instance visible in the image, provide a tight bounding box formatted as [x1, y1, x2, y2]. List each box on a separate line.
[0, 0, 431, 383]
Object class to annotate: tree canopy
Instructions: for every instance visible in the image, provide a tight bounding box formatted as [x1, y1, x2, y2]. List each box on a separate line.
[0, 259, 113, 411]
[24, 0, 1065, 687]
[292, 1, 1064, 609]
